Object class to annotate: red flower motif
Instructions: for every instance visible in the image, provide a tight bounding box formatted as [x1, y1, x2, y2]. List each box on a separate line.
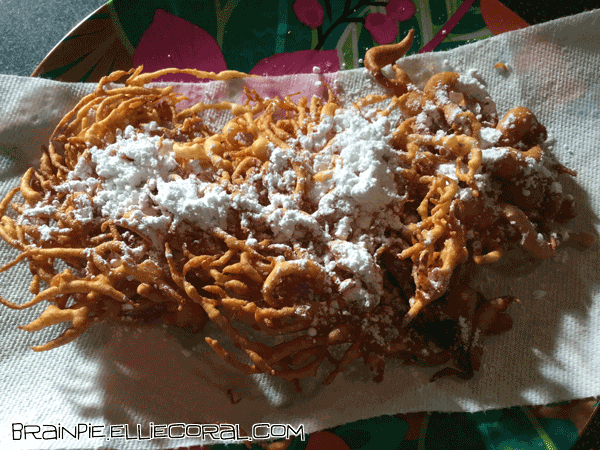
[386, 0, 416, 22]
[293, 0, 325, 29]
[134, 9, 338, 82]
[365, 13, 399, 45]
[249, 49, 338, 76]
[306, 431, 351, 450]
[132, 9, 227, 83]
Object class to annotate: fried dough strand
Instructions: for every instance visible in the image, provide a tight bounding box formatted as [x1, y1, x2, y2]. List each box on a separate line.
[0, 56, 591, 387]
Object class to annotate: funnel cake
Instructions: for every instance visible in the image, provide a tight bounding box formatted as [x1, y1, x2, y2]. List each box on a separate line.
[0, 53, 592, 388]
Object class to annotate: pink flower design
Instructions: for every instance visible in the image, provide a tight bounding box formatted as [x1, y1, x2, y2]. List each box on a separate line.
[249, 49, 338, 76]
[133, 9, 338, 82]
[243, 50, 338, 102]
[132, 9, 227, 83]
[386, 0, 416, 22]
[293, 0, 325, 29]
[364, 1, 415, 46]
[365, 13, 399, 45]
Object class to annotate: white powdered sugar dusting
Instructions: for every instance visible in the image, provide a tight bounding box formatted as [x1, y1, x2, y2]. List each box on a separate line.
[57, 125, 232, 245]
[312, 110, 402, 226]
[30, 106, 406, 312]
[327, 239, 383, 308]
[18, 71, 576, 349]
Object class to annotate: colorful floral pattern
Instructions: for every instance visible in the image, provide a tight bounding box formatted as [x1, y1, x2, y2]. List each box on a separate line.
[34, 0, 530, 82]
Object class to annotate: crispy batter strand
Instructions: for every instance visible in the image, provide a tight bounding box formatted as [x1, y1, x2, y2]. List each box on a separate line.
[0, 57, 590, 389]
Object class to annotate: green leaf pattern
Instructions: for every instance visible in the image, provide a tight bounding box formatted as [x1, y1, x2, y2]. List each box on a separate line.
[215, 0, 241, 48]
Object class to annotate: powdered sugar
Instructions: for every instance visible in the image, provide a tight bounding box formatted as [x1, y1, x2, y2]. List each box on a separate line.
[479, 127, 502, 148]
[153, 176, 232, 230]
[311, 110, 402, 225]
[16, 70, 574, 350]
[480, 147, 511, 164]
[73, 126, 231, 243]
[30, 104, 407, 313]
[328, 239, 383, 309]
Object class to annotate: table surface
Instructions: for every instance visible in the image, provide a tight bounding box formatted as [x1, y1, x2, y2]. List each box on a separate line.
[0, 0, 105, 77]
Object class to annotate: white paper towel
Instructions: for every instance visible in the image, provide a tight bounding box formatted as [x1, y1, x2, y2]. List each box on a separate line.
[1, 9, 600, 449]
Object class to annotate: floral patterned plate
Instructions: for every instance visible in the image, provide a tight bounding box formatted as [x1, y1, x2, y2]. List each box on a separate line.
[30, 1, 598, 449]
[32, 0, 529, 82]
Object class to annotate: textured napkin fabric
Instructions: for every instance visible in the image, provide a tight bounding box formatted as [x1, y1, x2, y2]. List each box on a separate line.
[1, 9, 600, 449]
